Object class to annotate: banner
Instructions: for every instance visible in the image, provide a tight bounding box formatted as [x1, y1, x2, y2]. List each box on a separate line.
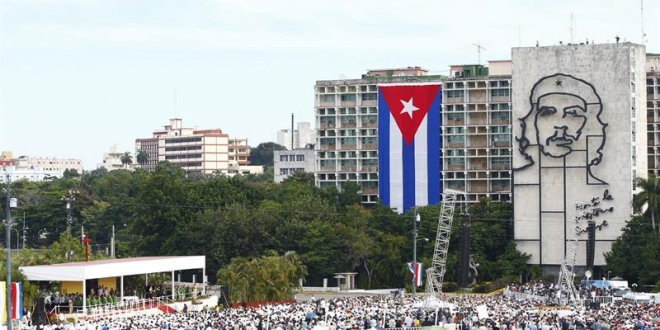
[378, 84, 442, 213]
[407, 262, 423, 287]
[0, 282, 24, 322]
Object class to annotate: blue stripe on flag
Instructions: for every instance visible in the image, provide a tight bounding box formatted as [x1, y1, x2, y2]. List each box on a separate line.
[402, 137, 416, 212]
[427, 89, 442, 205]
[378, 92, 390, 206]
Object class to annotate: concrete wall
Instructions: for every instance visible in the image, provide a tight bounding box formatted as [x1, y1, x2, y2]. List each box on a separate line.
[511, 43, 647, 268]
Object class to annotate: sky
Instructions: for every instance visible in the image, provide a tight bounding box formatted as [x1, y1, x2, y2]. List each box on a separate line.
[0, 0, 658, 170]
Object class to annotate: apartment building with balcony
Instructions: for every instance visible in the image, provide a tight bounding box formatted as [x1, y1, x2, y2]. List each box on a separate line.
[646, 54, 660, 176]
[314, 67, 444, 204]
[442, 61, 513, 204]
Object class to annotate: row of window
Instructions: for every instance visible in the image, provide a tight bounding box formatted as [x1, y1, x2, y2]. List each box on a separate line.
[279, 155, 306, 162]
[320, 94, 378, 102]
[165, 154, 202, 160]
[165, 145, 202, 152]
[279, 168, 306, 175]
[165, 137, 203, 144]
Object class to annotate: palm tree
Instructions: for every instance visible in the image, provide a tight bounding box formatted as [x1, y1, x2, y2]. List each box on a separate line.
[633, 174, 660, 234]
[120, 152, 133, 169]
[136, 150, 149, 168]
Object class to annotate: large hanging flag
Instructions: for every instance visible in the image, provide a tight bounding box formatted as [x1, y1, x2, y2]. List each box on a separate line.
[407, 262, 424, 287]
[378, 83, 442, 213]
[0, 282, 24, 322]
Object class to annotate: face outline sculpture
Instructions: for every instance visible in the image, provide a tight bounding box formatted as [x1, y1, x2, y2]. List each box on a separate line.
[515, 73, 608, 183]
[535, 93, 588, 157]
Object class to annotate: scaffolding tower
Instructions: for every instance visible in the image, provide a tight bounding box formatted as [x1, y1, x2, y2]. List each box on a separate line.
[557, 201, 592, 304]
[424, 190, 458, 307]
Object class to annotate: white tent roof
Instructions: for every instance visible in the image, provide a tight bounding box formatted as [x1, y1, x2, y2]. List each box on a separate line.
[19, 256, 205, 281]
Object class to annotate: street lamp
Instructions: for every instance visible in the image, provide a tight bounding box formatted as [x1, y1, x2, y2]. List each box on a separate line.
[412, 210, 421, 297]
[11, 229, 19, 250]
[4, 173, 16, 330]
[62, 189, 79, 262]
[632, 283, 638, 292]
[607, 271, 612, 281]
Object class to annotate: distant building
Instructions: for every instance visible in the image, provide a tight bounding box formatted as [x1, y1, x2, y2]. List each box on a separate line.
[98, 145, 133, 171]
[1, 166, 64, 183]
[13, 156, 83, 174]
[276, 122, 316, 150]
[135, 118, 254, 176]
[274, 149, 315, 183]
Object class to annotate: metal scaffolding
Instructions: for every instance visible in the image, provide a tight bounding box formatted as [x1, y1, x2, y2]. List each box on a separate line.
[424, 190, 458, 307]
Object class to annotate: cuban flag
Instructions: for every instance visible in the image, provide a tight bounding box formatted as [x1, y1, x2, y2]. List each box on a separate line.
[407, 262, 423, 287]
[378, 83, 442, 213]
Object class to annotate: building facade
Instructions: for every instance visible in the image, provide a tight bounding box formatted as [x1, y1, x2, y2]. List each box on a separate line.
[442, 61, 513, 204]
[314, 68, 444, 204]
[98, 145, 133, 171]
[13, 156, 84, 174]
[274, 149, 315, 183]
[1, 166, 64, 183]
[277, 122, 316, 150]
[646, 54, 660, 175]
[512, 43, 647, 271]
[135, 118, 253, 176]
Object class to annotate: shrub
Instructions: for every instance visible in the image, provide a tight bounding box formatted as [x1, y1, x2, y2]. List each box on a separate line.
[472, 283, 489, 293]
[442, 282, 458, 292]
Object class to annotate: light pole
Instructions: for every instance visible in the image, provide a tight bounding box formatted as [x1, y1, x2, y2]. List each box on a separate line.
[11, 229, 19, 250]
[607, 271, 612, 281]
[4, 173, 15, 330]
[62, 189, 79, 262]
[412, 209, 421, 297]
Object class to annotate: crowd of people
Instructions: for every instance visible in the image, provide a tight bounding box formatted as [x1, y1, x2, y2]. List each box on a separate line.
[17, 282, 660, 330]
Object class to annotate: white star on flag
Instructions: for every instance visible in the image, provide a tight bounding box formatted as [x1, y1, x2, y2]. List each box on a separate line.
[399, 98, 419, 118]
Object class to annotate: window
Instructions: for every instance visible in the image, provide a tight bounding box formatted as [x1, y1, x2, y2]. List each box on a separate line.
[490, 89, 510, 97]
[280, 168, 289, 175]
[340, 94, 356, 101]
[321, 95, 334, 102]
[447, 90, 465, 98]
[296, 155, 305, 161]
[288, 155, 296, 161]
[361, 93, 377, 101]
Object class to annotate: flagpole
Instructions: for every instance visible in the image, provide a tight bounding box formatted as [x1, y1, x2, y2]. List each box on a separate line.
[413, 207, 420, 297]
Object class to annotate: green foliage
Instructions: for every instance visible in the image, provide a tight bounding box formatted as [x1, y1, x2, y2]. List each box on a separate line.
[633, 174, 660, 234]
[249, 142, 287, 166]
[217, 251, 307, 302]
[604, 216, 660, 285]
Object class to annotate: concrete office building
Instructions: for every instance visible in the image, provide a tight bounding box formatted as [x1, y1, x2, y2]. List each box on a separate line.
[135, 118, 253, 176]
[277, 122, 316, 150]
[1, 165, 65, 183]
[274, 148, 316, 183]
[315, 67, 443, 204]
[512, 43, 647, 272]
[646, 54, 660, 175]
[442, 61, 513, 204]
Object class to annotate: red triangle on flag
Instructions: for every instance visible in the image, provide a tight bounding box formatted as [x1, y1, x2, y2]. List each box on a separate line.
[380, 85, 441, 145]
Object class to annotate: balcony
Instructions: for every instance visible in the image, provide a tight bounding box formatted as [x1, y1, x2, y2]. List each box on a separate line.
[320, 123, 336, 129]
[493, 141, 511, 147]
[340, 166, 357, 172]
[362, 166, 378, 172]
[361, 187, 378, 195]
[341, 122, 357, 128]
[446, 97, 465, 104]
[362, 144, 377, 150]
[446, 119, 465, 125]
[320, 145, 336, 151]
[491, 96, 511, 102]
[319, 165, 336, 172]
[490, 164, 511, 170]
[446, 165, 465, 171]
[339, 144, 357, 150]
[361, 121, 377, 128]
[447, 142, 465, 148]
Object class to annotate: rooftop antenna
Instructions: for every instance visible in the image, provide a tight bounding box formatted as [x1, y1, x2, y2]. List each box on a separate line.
[473, 43, 486, 65]
[570, 13, 575, 44]
[641, 0, 647, 45]
[174, 90, 178, 117]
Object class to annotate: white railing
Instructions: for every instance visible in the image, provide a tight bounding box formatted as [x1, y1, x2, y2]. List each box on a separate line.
[299, 286, 341, 293]
[504, 289, 615, 306]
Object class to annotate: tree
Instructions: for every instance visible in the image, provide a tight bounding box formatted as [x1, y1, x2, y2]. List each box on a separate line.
[136, 150, 149, 167]
[249, 142, 287, 166]
[120, 152, 133, 169]
[605, 216, 660, 285]
[217, 251, 307, 303]
[633, 174, 660, 234]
